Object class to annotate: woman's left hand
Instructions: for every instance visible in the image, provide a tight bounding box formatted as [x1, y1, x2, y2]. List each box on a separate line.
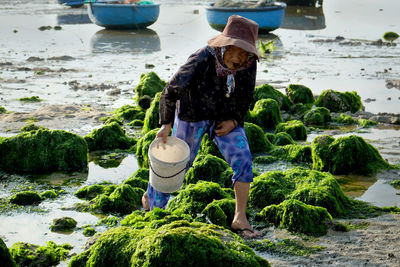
[214, 120, 237, 137]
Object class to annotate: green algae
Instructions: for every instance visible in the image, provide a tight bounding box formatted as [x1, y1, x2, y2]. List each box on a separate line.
[50, 217, 77, 232]
[110, 105, 146, 122]
[303, 107, 331, 126]
[74, 184, 116, 200]
[185, 154, 232, 188]
[17, 96, 43, 102]
[336, 113, 357, 124]
[134, 71, 166, 106]
[311, 134, 391, 175]
[135, 128, 158, 168]
[383, 31, 399, 42]
[270, 144, 312, 164]
[0, 106, 7, 114]
[69, 221, 270, 267]
[272, 132, 295, 146]
[10, 191, 42, 205]
[257, 199, 333, 236]
[83, 226, 96, 237]
[252, 84, 292, 110]
[122, 169, 149, 191]
[248, 99, 283, 130]
[0, 237, 17, 267]
[128, 119, 144, 128]
[10, 241, 72, 267]
[244, 122, 274, 153]
[137, 95, 152, 110]
[142, 92, 161, 134]
[315, 89, 362, 113]
[91, 152, 127, 169]
[358, 118, 377, 128]
[167, 181, 232, 218]
[201, 198, 236, 228]
[0, 129, 88, 174]
[40, 189, 58, 199]
[275, 120, 307, 141]
[198, 133, 223, 159]
[286, 84, 315, 105]
[20, 123, 44, 132]
[288, 103, 313, 118]
[390, 180, 400, 189]
[84, 122, 135, 151]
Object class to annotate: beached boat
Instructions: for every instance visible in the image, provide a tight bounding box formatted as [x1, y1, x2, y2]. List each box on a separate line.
[205, 1, 287, 33]
[87, 2, 160, 29]
[58, 0, 85, 8]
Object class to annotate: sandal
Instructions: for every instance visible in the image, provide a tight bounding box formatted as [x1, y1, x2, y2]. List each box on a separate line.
[231, 227, 260, 239]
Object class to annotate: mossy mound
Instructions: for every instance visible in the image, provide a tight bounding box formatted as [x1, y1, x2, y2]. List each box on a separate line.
[315, 89, 362, 113]
[128, 119, 144, 128]
[10, 241, 72, 267]
[122, 177, 148, 191]
[17, 96, 43, 102]
[201, 198, 236, 228]
[50, 217, 77, 232]
[74, 184, 116, 200]
[303, 107, 331, 126]
[137, 95, 152, 110]
[311, 135, 391, 175]
[270, 144, 312, 164]
[257, 199, 332, 236]
[41, 190, 58, 199]
[89, 184, 144, 214]
[252, 84, 291, 110]
[272, 132, 295, 146]
[198, 134, 223, 159]
[336, 113, 357, 124]
[10, 191, 42, 205]
[69, 221, 270, 267]
[248, 99, 283, 130]
[167, 181, 232, 217]
[0, 106, 7, 114]
[0, 129, 87, 174]
[111, 105, 145, 122]
[383, 31, 399, 42]
[142, 92, 161, 134]
[358, 118, 377, 128]
[84, 122, 134, 151]
[185, 154, 232, 188]
[286, 84, 314, 105]
[288, 103, 313, 118]
[275, 120, 307, 141]
[135, 128, 159, 168]
[134, 72, 166, 103]
[83, 227, 96, 237]
[20, 123, 43, 132]
[244, 122, 274, 153]
[249, 167, 351, 217]
[0, 237, 17, 267]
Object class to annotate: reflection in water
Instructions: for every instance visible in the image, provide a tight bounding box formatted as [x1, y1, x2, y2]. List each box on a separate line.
[91, 29, 161, 53]
[281, 5, 325, 30]
[335, 174, 377, 197]
[57, 13, 91, 25]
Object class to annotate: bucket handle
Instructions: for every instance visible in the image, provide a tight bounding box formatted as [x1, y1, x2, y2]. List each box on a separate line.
[149, 162, 188, 179]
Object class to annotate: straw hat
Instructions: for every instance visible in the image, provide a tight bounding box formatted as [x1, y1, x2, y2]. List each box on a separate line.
[208, 15, 259, 59]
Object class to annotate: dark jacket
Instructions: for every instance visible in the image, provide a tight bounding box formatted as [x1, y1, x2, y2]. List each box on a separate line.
[159, 46, 256, 126]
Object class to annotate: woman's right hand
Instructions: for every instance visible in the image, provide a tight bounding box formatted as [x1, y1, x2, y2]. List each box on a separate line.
[156, 123, 172, 143]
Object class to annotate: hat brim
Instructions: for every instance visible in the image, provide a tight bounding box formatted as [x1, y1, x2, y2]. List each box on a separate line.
[208, 35, 259, 60]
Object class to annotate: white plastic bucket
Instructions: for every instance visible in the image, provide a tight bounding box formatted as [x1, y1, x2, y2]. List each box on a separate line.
[148, 136, 190, 193]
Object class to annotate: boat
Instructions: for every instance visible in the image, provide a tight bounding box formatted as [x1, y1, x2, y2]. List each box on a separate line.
[58, 0, 85, 8]
[87, 1, 160, 29]
[205, 1, 287, 33]
[280, 5, 325, 30]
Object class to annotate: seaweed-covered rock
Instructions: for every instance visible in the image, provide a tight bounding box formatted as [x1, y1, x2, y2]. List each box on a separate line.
[303, 107, 331, 126]
[122, 176, 148, 191]
[10, 241, 72, 267]
[286, 84, 314, 105]
[257, 199, 332, 236]
[272, 132, 295, 146]
[84, 122, 134, 151]
[0, 129, 88, 174]
[311, 135, 391, 175]
[198, 134, 223, 159]
[10, 191, 42, 205]
[0, 237, 17, 267]
[50, 217, 77, 232]
[135, 128, 159, 168]
[315, 89, 362, 113]
[20, 123, 42, 132]
[275, 120, 307, 141]
[40, 190, 58, 199]
[69, 221, 270, 267]
[249, 167, 351, 217]
[111, 105, 145, 122]
[248, 99, 283, 130]
[167, 181, 231, 217]
[252, 84, 291, 110]
[244, 122, 274, 153]
[83, 226, 96, 237]
[134, 72, 166, 101]
[142, 92, 161, 134]
[201, 198, 236, 228]
[74, 184, 116, 200]
[336, 113, 357, 124]
[270, 144, 312, 164]
[358, 118, 377, 128]
[137, 95, 152, 110]
[0, 106, 6, 114]
[185, 154, 232, 188]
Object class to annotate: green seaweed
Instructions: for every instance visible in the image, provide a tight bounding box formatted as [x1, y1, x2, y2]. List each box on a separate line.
[134, 72, 166, 106]
[272, 132, 295, 146]
[270, 144, 312, 164]
[286, 84, 315, 105]
[201, 198, 236, 228]
[135, 128, 159, 168]
[74, 184, 116, 200]
[248, 99, 283, 130]
[336, 113, 357, 124]
[110, 105, 145, 122]
[252, 84, 291, 110]
[50, 217, 77, 232]
[0, 237, 17, 267]
[275, 120, 307, 141]
[142, 92, 161, 134]
[244, 122, 274, 154]
[315, 89, 362, 113]
[10, 191, 42, 205]
[17, 96, 43, 102]
[303, 107, 331, 126]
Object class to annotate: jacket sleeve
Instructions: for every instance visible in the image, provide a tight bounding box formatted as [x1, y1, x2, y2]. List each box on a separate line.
[159, 48, 208, 125]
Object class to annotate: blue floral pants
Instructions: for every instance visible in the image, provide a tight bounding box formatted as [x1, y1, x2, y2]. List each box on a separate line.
[146, 117, 253, 210]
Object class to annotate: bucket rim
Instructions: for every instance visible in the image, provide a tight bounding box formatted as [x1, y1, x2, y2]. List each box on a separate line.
[148, 136, 190, 166]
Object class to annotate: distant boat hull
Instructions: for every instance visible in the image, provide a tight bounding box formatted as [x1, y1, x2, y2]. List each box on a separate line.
[88, 3, 160, 29]
[58, 0, 84, 7]
[205, 2, 286, 33]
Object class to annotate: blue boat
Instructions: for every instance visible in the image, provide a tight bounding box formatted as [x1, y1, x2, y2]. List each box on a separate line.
[87, 2, 160, 29]
[58, 0, 85, 8]
[205, 1, 287, 33]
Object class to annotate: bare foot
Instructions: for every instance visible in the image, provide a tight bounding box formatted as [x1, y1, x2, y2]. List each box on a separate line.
[142, 192, 150, 211]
